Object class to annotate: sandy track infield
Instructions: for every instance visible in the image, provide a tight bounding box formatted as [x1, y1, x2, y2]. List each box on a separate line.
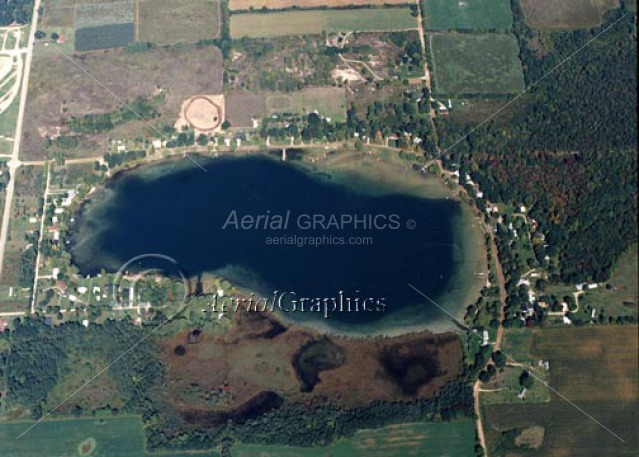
[175, 94, 225, 133]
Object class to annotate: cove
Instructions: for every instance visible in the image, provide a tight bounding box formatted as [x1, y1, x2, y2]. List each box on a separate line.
[70, 155, 481, 334]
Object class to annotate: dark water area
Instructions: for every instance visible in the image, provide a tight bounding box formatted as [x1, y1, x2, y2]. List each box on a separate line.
[71, 155, 468, 333]
[182, 391, 284, 426]
[293, 338, 346, 392]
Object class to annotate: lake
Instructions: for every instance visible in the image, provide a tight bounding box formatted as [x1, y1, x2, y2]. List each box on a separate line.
[71, 154, 483, 334]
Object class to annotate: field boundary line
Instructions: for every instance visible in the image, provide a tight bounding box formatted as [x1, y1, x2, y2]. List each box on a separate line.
[421, 12, 630, 171]
[16, 282, 216, 439]
[15, 15, 208, 172]
[408, 283, 627, 443]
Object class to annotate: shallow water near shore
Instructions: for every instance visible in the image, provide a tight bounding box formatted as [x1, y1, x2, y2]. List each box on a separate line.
[70, 154, 485, 334]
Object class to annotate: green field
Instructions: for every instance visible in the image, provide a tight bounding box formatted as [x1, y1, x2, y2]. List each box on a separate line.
[430, 33, 525, 95]
[232, 420, 476, 457]
[0, 416, 145, 456]
[422, 0, 513, 30]
[0, 82, 20, 138]
[230, 8, 418, 38]
[265, 87, 347, 121]
[581, 244, 638, 318]
[138, 0, 221, 44]
[521, 0, 620, 29]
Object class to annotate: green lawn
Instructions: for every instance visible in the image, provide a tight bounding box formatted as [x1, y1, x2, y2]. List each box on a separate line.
[0, 416, 145, 456]
[265, 87, 347, 122]
[422, 0, 513, 30]
[482, 365, 551, 405]
[430, 33, 525, 95]
[232, 420, 476, 457]
[230, 8, 418, 38]
[581, 244, 638, 319]
[0, 85, 20, 138]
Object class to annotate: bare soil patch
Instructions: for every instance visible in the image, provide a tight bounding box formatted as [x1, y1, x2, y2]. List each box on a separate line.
[175, 95, 224, 133]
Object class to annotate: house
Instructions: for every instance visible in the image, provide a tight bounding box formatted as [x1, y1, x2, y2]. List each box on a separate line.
[56, 280, 68, 292]
[562, 315, 572, 325]
[61, 190, 76, 207]
[481, 330, 489, 346]
[587, 283, 598, 290]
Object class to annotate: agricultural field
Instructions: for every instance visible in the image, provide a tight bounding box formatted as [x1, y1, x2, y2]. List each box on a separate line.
[521, 0, 620, 29]
[40, 0, 220, 50]
[21, 45, 224, 160]
[41, 0, 81, 28]
[75, 0, 135, 51]
[483, 326, 639, 456]
[265, 87, 347, 121]
[230, 8, 418, 38]
[137, 0, 221, 44]
[430, 33, 525, 95]
[232, 420, 476, 457]
[229, 0, 411, 10]
[0, 416, 145, 456]
[421, 0, 513, 30]
[75, 23, 134, 52]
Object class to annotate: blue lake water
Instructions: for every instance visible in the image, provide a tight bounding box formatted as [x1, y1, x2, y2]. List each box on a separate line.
[71, 155, 474, 333]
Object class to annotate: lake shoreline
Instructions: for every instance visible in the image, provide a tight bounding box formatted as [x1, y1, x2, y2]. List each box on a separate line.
[69, 149, 487, 338]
